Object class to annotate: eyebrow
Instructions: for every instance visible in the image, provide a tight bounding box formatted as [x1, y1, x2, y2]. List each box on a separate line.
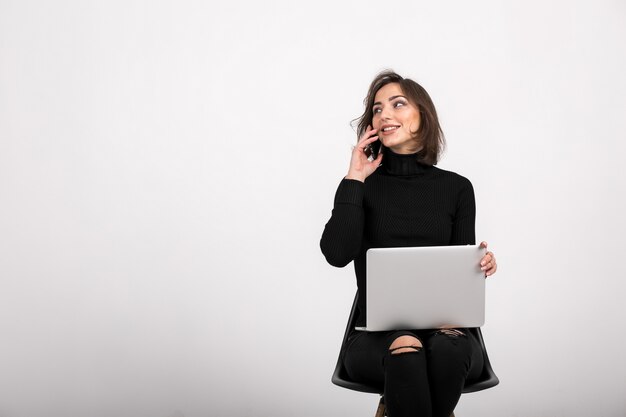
[373, 95, 406, 106]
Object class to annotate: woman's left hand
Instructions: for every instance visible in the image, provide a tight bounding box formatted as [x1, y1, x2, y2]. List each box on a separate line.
[479, 241, 497, 278]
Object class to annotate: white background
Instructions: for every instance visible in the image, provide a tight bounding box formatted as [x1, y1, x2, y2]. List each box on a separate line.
[1, 1, 625, 416]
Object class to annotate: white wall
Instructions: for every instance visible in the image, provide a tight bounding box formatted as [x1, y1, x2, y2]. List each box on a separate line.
[1, 1, 625, 416]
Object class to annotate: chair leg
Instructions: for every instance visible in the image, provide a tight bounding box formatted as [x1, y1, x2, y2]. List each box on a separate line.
[374, 396, 385, 417]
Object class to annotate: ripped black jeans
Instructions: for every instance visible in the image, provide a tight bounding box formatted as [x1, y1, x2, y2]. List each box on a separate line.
[344, 328, 484, 417]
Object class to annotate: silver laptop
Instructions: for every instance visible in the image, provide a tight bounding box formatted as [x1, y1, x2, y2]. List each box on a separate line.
[356, 244, 486, 331]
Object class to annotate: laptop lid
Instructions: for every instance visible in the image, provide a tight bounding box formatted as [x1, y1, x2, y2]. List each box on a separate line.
[357, 244, 486, 331]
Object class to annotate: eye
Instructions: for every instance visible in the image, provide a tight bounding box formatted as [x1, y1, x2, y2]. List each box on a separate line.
[373, 100, 406, 115]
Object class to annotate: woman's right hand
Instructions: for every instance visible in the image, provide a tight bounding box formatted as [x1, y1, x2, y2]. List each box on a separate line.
[345, 125, 383, 182]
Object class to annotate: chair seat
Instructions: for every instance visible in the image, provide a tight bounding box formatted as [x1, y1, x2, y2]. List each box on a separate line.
[331, 292, 499, 394]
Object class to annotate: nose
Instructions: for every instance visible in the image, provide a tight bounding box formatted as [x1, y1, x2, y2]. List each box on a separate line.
[380, 105, 392, 120]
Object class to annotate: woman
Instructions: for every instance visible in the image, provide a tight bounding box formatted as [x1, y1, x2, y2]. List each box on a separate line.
[320, 70, 498, 417]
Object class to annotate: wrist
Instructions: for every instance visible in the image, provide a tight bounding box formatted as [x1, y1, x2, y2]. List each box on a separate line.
[345, 171, 366, 182]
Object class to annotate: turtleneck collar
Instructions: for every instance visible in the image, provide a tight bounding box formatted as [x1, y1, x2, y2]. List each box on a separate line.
[381, 147, 430, 176]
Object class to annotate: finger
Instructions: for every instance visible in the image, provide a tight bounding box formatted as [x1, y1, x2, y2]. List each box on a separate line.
[357, 134, 380, 150]
[358, 129, 378, 145]
[484, 260, 497, 274]
[479, 241, 488, 249]
[480, 256, 494, 270]
[363, 125, 376, 134]
[362, 125, 378, 136]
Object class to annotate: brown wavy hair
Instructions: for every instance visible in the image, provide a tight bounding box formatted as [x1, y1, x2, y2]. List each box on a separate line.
[351, 69, 446, 165]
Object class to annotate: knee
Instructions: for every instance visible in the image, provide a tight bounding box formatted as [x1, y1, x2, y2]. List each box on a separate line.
[389, 335, 423, 355]
[430, 329, 472, 355]
[384, 335, 427, 393]
[437, 328, 465, 337]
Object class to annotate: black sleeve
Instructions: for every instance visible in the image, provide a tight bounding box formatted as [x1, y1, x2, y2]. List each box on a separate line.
[319, 178, 365, 267]
[450, 175, 476, 246]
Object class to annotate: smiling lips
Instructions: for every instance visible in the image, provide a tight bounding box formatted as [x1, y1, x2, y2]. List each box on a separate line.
[381, 125, 400, 135]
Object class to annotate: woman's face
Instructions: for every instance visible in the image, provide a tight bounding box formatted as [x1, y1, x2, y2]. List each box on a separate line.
[372, 82, 422, 154]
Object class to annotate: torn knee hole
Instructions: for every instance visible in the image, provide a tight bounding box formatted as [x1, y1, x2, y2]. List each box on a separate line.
[389, 335, 422, 350]
[389, 345, 422, 354]
[388, 335, 423, 354]
[437, 329, 465, 337]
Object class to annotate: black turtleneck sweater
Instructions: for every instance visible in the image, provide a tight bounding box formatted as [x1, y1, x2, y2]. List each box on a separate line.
[320, 148, 476, 327]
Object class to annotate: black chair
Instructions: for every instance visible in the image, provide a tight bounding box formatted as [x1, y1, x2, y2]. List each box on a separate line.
[332, 292, 499, 416]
